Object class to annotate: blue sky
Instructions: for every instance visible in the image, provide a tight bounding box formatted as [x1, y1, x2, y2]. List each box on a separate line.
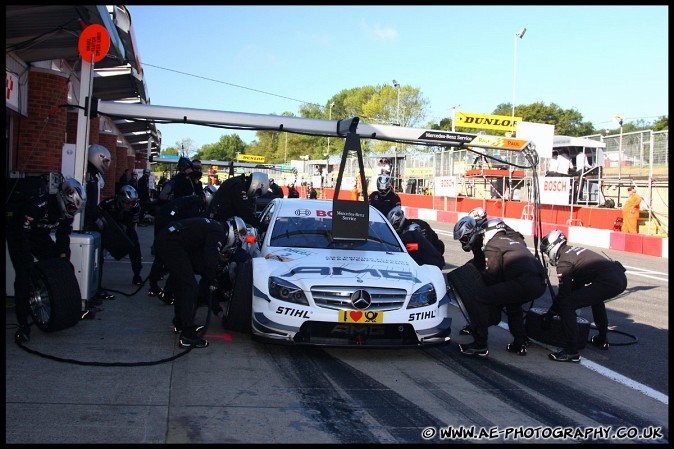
[128, 5, 668, 152]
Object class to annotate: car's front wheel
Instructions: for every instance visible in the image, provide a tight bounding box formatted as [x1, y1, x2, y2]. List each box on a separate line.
[221, 258, 253, 333]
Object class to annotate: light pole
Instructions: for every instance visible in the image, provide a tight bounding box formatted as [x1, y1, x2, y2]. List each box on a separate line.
[392, 80, 401, 126]
[284, 132, 288, 164]
[614, 115, 624, 205]
[325, 102, 335, 187]
[450, 105, 460, 175]
[392, 80, 401, 191]
[327, 101, 335, 155]
[511, 27, 526, 136]
[451, 104, 460, 132]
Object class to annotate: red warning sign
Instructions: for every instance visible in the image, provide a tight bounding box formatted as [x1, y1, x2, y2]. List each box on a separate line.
[78, 24, 110, 63]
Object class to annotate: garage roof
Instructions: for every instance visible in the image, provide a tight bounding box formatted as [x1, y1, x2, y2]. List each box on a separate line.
[6, 5, 161, 155]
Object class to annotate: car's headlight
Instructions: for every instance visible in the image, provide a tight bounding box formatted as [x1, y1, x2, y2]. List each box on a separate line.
[407, 283, 437, 309]
[268, 277, 309, 305]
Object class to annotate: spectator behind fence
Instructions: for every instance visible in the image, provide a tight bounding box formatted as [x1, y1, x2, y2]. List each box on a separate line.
[621, 186, 642, 233]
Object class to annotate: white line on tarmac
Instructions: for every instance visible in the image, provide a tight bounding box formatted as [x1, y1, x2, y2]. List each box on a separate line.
[579, 359, 668, 405]
[493, 321, 669, 406]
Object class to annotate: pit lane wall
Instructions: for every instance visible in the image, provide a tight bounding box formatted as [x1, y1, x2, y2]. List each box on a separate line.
[322, 190, 668, 258]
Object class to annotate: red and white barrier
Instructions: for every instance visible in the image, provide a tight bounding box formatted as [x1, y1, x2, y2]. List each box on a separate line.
[402, 206, 668, 258]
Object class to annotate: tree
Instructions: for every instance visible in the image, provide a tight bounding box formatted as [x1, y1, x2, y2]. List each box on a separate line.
[153, 145, 180, 174]
[171, 138, 196, 157]
[195, 134, 247, 162]
[651, 115, 668, 131]
[489, 102, 595, 136]
[324, 84, 429, 155]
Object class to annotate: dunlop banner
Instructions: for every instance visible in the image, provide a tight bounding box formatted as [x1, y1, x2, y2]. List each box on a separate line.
[237, 153, 265, 163]
[454, 112, 522, 132]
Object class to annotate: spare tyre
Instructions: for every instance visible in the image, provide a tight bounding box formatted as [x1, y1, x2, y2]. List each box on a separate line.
[29, 258, 82, 332]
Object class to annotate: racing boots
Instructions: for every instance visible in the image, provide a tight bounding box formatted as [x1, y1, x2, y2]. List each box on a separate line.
[590, 335, 610, 350]
[178, 325, 208, 349]
[506, 337, 530, 356]
[548, 349, 581, 363]
[459, 324, 474, 336]
[156, 289, 174, 305]
[459, 342, 489, 357]
[14, 325, 31, 344]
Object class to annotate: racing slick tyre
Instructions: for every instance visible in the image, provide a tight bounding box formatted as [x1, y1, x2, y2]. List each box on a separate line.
[221, 258, 253, 334]
[445, 262, 501, 328]
[525, 307, 589, 349]
[29, 258, 82, 332]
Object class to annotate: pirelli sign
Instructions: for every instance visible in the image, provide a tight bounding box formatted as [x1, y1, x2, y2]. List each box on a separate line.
[454, 112, 522, 132]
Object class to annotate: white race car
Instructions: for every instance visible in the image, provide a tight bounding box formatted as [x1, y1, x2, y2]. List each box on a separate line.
[223, 198, 452, 347]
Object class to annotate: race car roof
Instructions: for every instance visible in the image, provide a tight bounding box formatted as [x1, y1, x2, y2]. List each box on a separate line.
[274, 199, 387, 223]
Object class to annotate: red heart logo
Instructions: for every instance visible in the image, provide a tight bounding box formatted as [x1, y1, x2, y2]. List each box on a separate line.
[349, 311, 363, 322]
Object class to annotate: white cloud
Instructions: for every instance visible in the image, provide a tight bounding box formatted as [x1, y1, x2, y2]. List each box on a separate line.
[360, 20, 398, 42]
[295, 31, 335, 47]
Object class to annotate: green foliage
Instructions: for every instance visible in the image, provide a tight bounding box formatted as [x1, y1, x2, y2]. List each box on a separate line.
[154, 145, 179, 174]
[195, 134, 247, 162]
[652, 115, 668, 131]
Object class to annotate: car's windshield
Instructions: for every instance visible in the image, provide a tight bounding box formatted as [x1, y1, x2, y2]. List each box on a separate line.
[269, 216, 403, 252]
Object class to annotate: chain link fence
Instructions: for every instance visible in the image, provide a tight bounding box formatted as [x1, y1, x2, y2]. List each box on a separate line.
[326, 129, 668, 235]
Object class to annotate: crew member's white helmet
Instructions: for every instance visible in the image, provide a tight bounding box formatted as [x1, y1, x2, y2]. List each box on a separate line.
[541, 230, 568, 266]
[376, 173, 392, 193]
[482, 218, 507, 246]
[203, 184, 218, 207]
[87, 144, 111, 174]
[57, 177, 87, 219]
[386, 206, 406, 232]
[469, 207, 488, 228]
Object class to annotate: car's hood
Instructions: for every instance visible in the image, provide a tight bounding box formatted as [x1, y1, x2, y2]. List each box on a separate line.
[259, 246, 436, 288]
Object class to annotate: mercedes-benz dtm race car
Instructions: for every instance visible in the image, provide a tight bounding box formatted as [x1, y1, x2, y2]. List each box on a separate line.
[225, 198, 452, 347]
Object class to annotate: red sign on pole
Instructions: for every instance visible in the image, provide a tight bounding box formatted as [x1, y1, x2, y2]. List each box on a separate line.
[78, 24, 110, 63]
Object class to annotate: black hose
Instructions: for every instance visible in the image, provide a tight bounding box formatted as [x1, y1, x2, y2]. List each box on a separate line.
[589, 326, 639, 347]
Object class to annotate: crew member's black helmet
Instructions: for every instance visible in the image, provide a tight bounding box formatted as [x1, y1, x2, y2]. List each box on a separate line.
[247, 172, 269, 198]
[453, 215, 482, 252]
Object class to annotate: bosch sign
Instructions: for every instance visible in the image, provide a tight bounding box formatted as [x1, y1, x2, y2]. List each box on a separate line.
[539, 176, 571, 205]
[543, 180, 568, 192]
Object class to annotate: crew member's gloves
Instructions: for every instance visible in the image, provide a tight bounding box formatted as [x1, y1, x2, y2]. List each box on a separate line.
[208, 278, 219, 292]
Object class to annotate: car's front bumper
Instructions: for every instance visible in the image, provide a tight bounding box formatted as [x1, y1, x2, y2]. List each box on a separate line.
[251, 291, 452, 347]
